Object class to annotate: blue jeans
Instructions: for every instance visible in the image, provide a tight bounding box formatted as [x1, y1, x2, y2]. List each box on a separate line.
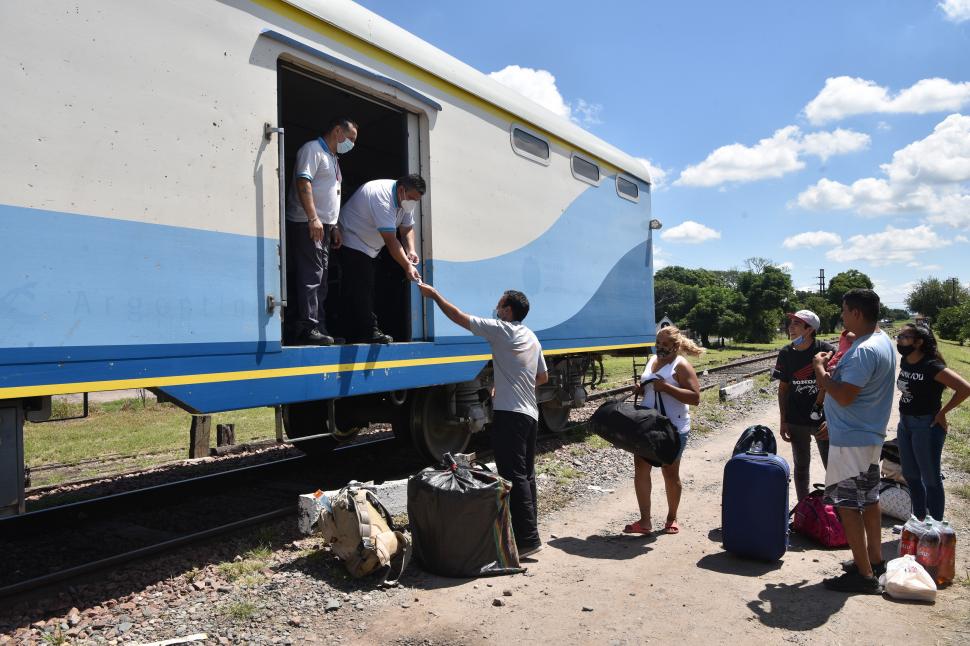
[896, 414, 946, 520]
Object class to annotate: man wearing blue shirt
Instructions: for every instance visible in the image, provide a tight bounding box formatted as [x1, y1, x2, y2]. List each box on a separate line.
[813, 289, 896, 594]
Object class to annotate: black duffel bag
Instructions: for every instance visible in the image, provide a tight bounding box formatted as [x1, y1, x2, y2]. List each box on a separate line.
[407, 454, 524, 578]
[732, 425, 778, 456]
[589, 400, 680, 466]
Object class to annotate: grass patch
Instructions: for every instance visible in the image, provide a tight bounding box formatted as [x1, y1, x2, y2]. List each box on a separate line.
[224, 600, 257, 621]
[953, 484, 970, 501]
[24, 398, 276, 468]
[939, 340, 970, 476]
[536, 459, 582, 485]
[218, 554, 268, 583]
[243, 544, 272, 561]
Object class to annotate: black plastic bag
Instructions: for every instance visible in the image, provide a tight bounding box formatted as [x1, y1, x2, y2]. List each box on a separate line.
[407, 455, 524, 578]
[588, 400, 680, 466]
[732, 425, 778, 456]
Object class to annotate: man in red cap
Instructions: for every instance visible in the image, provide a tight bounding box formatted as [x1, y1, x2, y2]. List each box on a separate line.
[772, 309, 835, 502]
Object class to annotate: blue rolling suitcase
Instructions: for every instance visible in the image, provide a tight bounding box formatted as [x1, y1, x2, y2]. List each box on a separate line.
[722, 443, 791, 561]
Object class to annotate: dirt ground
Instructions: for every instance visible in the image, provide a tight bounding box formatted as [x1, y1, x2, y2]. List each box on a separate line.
[331, 399, 970, 645]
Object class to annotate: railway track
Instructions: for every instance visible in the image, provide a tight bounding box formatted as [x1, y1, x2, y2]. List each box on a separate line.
[0, 344, 813, 597]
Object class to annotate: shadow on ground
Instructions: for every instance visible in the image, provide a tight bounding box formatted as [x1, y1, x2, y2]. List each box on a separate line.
[747, 579, 848, 630]
[549, 533, 655, 560]
[695, 551, 784, 577]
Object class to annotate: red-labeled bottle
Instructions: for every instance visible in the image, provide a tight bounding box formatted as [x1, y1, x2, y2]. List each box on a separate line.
[937, 521, 956, 587]
[899, 515, 921, 557]
[916, 521, 941, 580]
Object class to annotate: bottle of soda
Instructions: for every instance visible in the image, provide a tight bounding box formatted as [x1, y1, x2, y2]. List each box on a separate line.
[916, 520, 942, 580]
[937, 521, 956, 587]
[899, 515, 921, 557]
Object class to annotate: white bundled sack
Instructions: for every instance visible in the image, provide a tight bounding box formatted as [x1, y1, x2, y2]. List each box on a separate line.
[879, 555, 937, 602]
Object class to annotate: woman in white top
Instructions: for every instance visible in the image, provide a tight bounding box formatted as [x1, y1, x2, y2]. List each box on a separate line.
[624, 325, 702, 535]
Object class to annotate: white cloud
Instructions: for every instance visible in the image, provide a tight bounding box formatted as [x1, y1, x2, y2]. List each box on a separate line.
[636, 157, 669, 190]
[660, 220, 722, 244]
[488, 65, 602, 127]
[939, 0, 970, 23]
[675, 125, 868, 187]
[795, 114, 970, 228]
[782, 230, 843, 249]
[800, 129, 872, 162]
[572, 98, 603, 127]
[957, 235, 970, 243]
[825, 225, 952, 266]
[777, 261, 794, 272]
[873, 279, 917, 308]
[803, 76, 970, 124]
[489, 65, 571, 118]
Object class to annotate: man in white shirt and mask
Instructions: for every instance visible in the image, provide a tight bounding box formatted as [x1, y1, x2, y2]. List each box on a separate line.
[337, 174, 424, 343]
[285, 117, 358, 346]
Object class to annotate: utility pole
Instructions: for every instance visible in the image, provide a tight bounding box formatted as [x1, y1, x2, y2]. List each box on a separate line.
[817, 269, 826, 295]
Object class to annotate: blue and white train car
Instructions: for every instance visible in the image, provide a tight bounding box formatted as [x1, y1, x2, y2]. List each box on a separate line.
[0, 0, 658, 516]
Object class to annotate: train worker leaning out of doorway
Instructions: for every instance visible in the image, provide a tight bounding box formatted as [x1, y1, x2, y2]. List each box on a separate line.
[338, 174, 425, 344]
[285, 117, 358, 346]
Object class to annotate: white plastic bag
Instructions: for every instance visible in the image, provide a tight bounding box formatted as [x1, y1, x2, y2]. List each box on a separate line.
[879, 555, 937, 602]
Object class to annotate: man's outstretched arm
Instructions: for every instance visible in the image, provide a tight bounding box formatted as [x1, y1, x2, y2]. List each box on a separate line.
[418, 283, 471, 331]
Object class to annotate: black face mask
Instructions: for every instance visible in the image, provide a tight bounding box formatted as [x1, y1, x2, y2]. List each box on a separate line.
[897, 344, 916, 356]
[656, 347, 673, 359]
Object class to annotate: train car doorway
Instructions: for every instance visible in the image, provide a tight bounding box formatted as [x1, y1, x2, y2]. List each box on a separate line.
[277, 62, 419, 346]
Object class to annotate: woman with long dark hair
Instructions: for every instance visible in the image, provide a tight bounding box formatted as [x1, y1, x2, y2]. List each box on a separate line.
[895, 323, 970, 520]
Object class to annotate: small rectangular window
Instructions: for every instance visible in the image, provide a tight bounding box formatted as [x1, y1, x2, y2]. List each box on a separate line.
[571, 155, 600, 184]
[616, 176, 639, 201]
[511, 126, 550, 164]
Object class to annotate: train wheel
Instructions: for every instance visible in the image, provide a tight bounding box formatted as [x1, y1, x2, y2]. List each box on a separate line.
[282, 400, 337, 457]
[410, 387, 471, 462]
[539, 400, 571, 434]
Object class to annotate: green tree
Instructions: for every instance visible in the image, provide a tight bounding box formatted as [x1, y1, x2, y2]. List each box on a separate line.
[737, 266, 794, 342]
[653, 279, 699, 325]
[935, 305, 964, 341]
[794, 294, 840, 334]
[684, 286, 747, 347]
[826, 269, 873, 306]
[905, 277, 969, 321]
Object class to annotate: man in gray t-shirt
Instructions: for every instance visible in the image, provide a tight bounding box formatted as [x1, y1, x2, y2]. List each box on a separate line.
[418, 283, 548, 557]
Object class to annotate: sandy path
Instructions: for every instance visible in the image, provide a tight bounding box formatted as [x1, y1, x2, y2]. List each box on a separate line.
[344, 399, 969, 645]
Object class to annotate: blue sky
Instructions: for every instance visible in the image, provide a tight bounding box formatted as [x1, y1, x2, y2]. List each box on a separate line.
[356, 0, 970, 308]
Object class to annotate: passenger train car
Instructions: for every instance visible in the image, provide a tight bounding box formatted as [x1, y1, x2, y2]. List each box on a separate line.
[0, 0, 658, 517]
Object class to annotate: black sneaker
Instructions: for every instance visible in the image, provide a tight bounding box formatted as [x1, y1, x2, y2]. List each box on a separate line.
[365, 330, 393, 344]
[823, 571, 882, 594]
[298, 328, 334, 346]
[840, 559, 887, 577]
[518, 542, 543, 559]
[320, 331, 345, 345]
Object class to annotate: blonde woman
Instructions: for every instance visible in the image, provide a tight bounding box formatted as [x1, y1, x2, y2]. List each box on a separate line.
[624, 326, 703, 535]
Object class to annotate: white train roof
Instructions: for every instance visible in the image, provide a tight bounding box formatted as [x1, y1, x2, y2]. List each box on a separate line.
[282, 0, 652, 184]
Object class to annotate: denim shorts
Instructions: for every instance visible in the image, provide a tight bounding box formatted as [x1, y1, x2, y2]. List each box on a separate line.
[674, 432, 689, 462]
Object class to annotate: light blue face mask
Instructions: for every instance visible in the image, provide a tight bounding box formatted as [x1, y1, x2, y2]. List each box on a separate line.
[336, 138, 354, 154]
[791, 335, 804, 346]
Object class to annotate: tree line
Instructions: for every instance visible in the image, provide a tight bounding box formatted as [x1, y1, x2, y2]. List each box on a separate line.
[655, 262, 906, 346]
[906, 277, 970, 344]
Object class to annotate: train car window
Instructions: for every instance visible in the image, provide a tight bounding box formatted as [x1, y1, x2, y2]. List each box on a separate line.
[510, 126, 550, 165]
[571, 154, 600, 184]
[616, 176, 639, 202]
